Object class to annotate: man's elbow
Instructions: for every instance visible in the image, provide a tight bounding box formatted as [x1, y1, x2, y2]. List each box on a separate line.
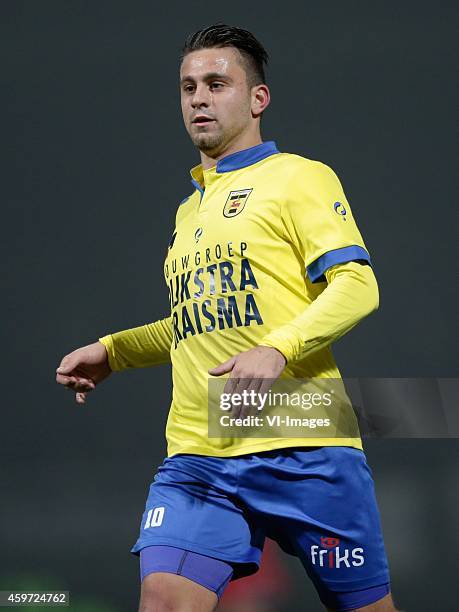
[360, 264, 379, 316]
[325, 260, 380, 319]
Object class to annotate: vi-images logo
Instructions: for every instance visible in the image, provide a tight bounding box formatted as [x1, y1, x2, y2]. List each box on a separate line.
[310, 537, 365, 568]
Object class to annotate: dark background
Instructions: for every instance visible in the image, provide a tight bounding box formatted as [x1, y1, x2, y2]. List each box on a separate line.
[2, 1, 458, 610]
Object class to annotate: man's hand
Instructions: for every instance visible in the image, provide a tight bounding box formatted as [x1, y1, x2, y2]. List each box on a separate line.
[56, 341, 112, 404]
[208, 346, 286, 417]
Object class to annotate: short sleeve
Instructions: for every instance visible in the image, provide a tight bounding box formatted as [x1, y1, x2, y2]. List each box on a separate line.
[281, 160, 371, 283]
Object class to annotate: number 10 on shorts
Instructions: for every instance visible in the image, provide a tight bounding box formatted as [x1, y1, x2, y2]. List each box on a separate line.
[144, 506, 165, 529]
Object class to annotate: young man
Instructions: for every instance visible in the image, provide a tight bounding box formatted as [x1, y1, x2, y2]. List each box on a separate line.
[56, 24, 396, 612]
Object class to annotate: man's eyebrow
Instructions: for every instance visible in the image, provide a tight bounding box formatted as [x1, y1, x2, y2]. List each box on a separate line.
[180, 72, 232, 85]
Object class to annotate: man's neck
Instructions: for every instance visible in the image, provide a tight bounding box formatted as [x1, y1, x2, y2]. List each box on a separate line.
[200, 133, 263, 170]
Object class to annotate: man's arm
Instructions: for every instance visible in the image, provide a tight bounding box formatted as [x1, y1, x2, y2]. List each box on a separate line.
[56, 316, 173, 404]
[209, 262, 378, 405]
[99, 316, 173, 371]
[260, 261, 378, 362]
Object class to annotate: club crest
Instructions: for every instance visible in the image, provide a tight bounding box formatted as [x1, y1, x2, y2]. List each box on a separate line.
[223, 188, 253, 218]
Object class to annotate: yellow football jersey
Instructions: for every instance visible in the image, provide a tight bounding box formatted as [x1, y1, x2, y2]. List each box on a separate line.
[100, 142, 375, 457]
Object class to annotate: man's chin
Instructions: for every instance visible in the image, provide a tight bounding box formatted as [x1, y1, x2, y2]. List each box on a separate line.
[191, 133, 224, 155]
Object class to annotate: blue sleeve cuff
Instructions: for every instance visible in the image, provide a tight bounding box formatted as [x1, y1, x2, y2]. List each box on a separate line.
[307, 245, 372, 283]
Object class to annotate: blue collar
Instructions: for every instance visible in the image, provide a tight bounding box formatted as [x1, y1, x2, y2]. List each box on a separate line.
[189, 141, 280, 193]
[216, 141, 279, 173]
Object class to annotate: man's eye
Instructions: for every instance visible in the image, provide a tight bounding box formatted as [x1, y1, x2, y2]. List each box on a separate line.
[210, 83, 223, 89]
[184, 85, 195, 93]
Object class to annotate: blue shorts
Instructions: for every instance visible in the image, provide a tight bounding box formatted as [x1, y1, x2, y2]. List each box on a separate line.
[131, 447, 390, 606]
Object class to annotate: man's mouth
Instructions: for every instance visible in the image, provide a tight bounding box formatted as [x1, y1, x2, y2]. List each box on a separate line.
[192, 116, 215, 126]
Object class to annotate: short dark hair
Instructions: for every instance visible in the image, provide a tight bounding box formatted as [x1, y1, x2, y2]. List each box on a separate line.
[181, 23, 269, 87]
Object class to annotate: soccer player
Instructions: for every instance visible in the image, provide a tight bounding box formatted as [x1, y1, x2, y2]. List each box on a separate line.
[56, 24, 397, 612]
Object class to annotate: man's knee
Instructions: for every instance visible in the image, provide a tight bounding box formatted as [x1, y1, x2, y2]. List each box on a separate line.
[139, 572, 218, 612]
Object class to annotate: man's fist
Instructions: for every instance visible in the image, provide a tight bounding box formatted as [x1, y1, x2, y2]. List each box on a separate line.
[56, 341, 112, 404]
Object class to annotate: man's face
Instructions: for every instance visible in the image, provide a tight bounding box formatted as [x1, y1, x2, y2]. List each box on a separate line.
[180, 47, 254, 157]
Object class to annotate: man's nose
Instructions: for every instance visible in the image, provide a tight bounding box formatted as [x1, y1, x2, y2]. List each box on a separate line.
[191, 84, 211, 108]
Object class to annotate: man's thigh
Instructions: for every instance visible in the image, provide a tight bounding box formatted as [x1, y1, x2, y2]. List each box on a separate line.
[130, 454, 264, 570]
[292, 448, 390, 610]
[131, 454, 265, 605]
[139, 546, 234, 603]
[139, 572, 217, 612]
[239, 447, 392, 611]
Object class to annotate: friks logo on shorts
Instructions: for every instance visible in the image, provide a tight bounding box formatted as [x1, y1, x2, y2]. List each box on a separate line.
[310, 537, 365, 568]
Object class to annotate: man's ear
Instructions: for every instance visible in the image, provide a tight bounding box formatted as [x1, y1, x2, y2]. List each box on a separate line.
[252, 84, 270, 116]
